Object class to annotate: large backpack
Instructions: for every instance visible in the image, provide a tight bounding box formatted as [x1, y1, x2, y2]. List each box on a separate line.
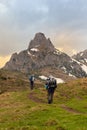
[49, 78, 57, 88]
[29, 76, 33, 81]
[45, 78, 57, 89]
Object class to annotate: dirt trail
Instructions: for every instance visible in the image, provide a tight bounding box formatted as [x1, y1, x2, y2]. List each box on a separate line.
[28, 92, 46, 103]
[61, 104, 82, 114]
[29, 92, 83, 115]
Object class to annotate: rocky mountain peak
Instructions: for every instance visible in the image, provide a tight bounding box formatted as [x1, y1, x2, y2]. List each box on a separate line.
[34, 32, 46, 41]
[28, 32, 55, 52]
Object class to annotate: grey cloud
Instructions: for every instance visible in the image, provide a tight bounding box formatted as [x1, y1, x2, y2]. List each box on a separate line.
[1, 0, 87, 30]
[46, 0, 87, 29]
[0, 0, 87, 56]
[6, 0, 49, 29]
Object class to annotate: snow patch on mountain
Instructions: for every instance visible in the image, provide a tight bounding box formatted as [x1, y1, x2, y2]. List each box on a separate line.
[84, 58, 87, 63]
[80, 52, 83, 56]
[81, 64, 87, 74]
[27, 51, 35, 57]
[30, 48, 39, 52]
[54, 77, 64, 84]
[61, 66, 67, 73]
[69, 73, 76, 78]
[72, 58, 81, 65]
[54, 49, 62, 55]
[39, 76, 47, 80]
[39, 75, 64, 84]
[27, 51, 32, 56]
[79, 59, 85, 63]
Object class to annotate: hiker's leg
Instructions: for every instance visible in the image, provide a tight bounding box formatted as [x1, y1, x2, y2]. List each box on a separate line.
[48, 90, 51, 104]
[50, 89, 55, 103]
[51, 92, 54, 103]
[30, 82, 32, 89]
[48, 93, 52, 103]
[31, 81, 34, 90]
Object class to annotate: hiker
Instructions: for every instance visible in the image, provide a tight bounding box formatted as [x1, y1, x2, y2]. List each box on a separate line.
[29, 75, 35, 90]
[45, 77, 57, 104]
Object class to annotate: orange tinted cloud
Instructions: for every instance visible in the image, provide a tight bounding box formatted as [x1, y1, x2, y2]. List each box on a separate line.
[52, 32, 78, 56]
[0, 55, 11, 68]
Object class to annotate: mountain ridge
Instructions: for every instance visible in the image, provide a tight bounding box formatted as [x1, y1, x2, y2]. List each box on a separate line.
[3, 32, 87, 78]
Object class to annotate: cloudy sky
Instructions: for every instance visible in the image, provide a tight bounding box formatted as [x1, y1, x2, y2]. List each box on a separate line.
[0, 0, 87, 67]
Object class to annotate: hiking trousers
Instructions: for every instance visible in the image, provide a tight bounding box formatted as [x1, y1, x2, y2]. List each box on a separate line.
[30, 81, 34, 90]
[47, 88, 55, 104]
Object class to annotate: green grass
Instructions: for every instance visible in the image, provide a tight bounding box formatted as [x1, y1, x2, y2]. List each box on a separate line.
[0, 87, 87, 130]
[0, 70, 87, 130]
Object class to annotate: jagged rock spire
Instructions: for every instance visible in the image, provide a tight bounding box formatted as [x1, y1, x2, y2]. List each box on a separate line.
[28, 32, 55, 52]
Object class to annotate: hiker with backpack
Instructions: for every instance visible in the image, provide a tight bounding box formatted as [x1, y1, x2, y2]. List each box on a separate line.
[45, 76, 57, 104]
[29, 75, 35, 90]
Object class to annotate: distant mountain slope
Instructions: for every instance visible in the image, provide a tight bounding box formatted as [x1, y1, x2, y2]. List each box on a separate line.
[72, 50, 87, 74]
[73, 49, 87, 66]
[3, 32, 87, 78]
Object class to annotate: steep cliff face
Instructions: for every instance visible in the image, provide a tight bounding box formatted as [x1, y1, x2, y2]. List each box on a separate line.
[4, 32, 87, 77]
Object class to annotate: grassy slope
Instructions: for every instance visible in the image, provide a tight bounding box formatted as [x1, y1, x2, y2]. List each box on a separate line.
[0, 70, 87, 130]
